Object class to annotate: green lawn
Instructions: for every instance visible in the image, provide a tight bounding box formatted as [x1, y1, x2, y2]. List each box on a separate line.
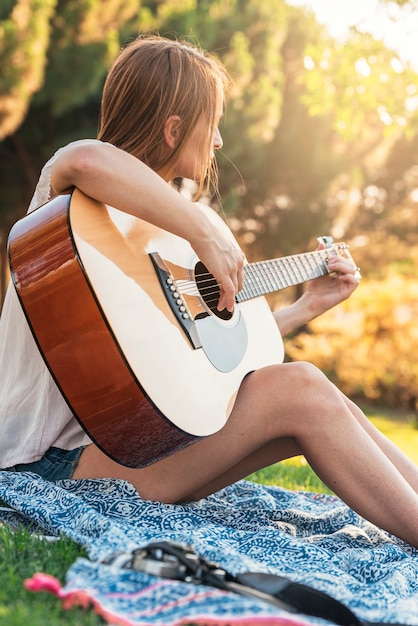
[247, 406, 418, 491]
[1, 408, 417, 625]
[0, 529, 100, 625]
[365, 407, 418, 465]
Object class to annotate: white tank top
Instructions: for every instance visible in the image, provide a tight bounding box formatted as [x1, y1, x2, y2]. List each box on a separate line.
[0, 140, 102, 466]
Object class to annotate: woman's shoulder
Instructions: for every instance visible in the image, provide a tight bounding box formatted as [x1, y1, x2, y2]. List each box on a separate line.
[28, 139, 112, 214]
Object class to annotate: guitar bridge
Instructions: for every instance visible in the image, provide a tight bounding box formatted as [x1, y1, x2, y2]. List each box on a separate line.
[149, 252, 202, 350]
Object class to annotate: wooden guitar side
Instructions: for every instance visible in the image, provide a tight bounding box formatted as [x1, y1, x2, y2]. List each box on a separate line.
[8, 193, 198, 467]
[8, 190, 284, 467]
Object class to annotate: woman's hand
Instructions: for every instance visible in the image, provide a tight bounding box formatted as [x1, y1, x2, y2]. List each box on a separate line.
[274, 244, 361, 337]
[303, 246, 361, 317]
[50, 141, 245, 312]
[190, 204, 245, 313]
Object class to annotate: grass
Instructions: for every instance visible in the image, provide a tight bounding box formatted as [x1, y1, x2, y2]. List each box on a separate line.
[0, 529, 101, 625]
[1, 407, 417, 625]
[247, 456, 332, 493]
[247, 404, 418, 491]
[362, 405, 418, 464]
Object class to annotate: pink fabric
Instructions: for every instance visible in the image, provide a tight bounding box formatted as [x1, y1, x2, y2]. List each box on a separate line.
[24, 572, 312, 626]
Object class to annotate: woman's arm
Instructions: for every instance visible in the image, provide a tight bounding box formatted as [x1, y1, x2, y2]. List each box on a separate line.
[273, 253, 360, 336]
[50, 141, 244, 312]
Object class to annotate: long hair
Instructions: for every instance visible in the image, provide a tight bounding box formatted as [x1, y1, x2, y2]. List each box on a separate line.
[97, 36, 230, 196]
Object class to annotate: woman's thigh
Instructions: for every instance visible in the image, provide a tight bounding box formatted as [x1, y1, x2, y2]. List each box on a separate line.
[73, 362, 331, 501]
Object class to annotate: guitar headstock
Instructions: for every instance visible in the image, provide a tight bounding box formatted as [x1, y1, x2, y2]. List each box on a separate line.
[317, 236, 360, 279]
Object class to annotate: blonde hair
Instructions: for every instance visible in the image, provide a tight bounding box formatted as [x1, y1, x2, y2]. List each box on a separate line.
[97, 35, 230, 196]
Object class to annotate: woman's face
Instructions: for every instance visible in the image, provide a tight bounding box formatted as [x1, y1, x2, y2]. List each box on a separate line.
[163, 85, 224, 183]
[172, 118, 223, 182]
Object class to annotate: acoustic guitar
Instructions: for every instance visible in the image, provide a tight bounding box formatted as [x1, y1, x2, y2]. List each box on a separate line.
[8, 189, 354, 467]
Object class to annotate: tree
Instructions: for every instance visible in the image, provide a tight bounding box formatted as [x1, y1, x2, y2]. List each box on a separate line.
[0, 0, 56, 141]
[2, 0, 418, 307]
[224, 8, 418, 270]
[2, 0, 418, 406]
[0, 0, 146, 302]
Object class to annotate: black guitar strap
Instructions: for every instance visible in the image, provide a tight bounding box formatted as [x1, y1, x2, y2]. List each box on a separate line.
[101, 541, 407, 626]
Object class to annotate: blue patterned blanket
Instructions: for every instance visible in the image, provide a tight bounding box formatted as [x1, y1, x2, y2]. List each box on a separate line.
[0, 471, 417, 625]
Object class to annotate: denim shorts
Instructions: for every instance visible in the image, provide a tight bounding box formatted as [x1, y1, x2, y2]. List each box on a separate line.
[5, 446, 86, 481]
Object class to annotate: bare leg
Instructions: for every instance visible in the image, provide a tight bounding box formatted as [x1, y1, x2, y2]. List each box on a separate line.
[73, 361, 418, 547]
[341, 394, 418, 491]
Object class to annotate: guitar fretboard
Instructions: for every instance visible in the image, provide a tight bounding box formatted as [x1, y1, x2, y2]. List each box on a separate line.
[237, 250, 331, 302]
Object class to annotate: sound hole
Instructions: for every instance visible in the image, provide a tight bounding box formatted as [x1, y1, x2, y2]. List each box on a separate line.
[195, 261, 232, 321]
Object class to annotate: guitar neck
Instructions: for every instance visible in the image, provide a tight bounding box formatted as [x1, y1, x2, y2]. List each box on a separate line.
[237, 249, 331, 302]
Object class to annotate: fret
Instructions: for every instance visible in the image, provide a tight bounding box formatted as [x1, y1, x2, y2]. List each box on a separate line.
[301, 254, 317, 280]
[272, 260, 287, 290]
[297, 256, 308, 281]
[280, 257, 295, 287]
[253, 263, 266, 296]
[289, 256, 304, 284]
[299, 252, 321, 281]
[238, 265, 264, 302]
[237, 247, 340, 303]
[241, 262, 273, 300]
[257, 261, 276, 294]
[309, 251, 328, 278]
[297, 254, 312, 281]
[263, 260, 282, 292]
[240, 265, 258, 300]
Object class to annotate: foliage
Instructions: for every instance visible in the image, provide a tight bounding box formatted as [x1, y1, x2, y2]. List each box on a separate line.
[0, 0, 150, 300]
[1, 407, 417, 624]
[379, 0, 418, 8]
[0, 458, 325, 625]
[1, 0, 418, 407]
[300, 32, 418, 142]
[35, 0, 142, 117]
[284, 273, 418, 410]
[226, 8, 339, 258]
[0, 0, 57, 141]
[144, 0, 290, 214]
[228, 10, 418, 259]
[0, 526, 101, 624]
[248, 457, 331, 493]
[2, 0, 418, 241]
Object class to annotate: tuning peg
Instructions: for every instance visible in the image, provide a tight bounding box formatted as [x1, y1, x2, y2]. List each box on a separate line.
[316, 235, 334, 248]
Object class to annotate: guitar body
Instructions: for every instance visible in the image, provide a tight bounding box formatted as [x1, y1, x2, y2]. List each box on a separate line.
[8, 190, 284, 467]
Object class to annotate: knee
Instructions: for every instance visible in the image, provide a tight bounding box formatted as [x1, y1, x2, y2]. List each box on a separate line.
[283, 361, 343, 413]
[285, 360, 330, 388]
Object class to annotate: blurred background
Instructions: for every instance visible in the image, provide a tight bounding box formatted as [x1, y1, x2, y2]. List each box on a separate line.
[1, 0, 418, 416]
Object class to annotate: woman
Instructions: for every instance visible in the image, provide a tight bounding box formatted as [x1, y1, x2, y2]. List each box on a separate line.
[1, 36, 418, 547]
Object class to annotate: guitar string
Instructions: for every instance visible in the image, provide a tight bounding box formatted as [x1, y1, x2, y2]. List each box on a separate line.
[171, 250, 333, 305]
[186, 252, 331, 288]
[175, 250, 333, 289]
